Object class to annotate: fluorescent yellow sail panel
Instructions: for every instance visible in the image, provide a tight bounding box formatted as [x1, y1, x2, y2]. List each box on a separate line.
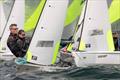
[24, 0, 46, 32]
[107, 29, 115, 51]
[79, 40, 85, 51]
[26, 50, 32, 61]
[67, 43, 73, 52]
[52, 41, 60, 64]
[109, 0, 120, 23]
[65, 0, 84, 26]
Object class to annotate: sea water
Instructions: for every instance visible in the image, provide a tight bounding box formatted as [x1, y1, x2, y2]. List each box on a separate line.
[1, 60, 120, 80]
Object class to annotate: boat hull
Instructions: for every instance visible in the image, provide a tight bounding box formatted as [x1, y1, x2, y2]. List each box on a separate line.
[72, 51, 120, 67]
[0, 52, 15, 61]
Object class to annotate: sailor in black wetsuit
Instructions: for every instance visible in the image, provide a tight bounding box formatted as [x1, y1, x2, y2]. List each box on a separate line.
[16, 30, 30, 57]
[7, 24, 19, 57]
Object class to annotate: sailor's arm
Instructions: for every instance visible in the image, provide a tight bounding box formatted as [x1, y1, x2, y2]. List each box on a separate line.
[7, 37, 17, 50]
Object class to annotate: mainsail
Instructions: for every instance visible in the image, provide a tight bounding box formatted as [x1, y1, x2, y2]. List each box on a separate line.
[76, 0, 115, 51]
[26, 0, 69, 65]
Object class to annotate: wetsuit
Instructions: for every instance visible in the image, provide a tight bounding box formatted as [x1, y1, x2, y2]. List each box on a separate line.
[16, 37, 30, 57]
[7, 33, 19, 57]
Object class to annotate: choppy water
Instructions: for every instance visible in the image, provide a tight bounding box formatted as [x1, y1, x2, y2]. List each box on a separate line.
[1, 60, 120, 80]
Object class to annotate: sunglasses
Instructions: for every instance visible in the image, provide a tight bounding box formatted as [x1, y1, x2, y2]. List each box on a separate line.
[20, 34, 25, 36]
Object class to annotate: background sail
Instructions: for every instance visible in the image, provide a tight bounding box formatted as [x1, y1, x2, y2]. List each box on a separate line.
[27, 0, 69, 65]
[72, 1, 86, 51]
[0, 0, 14, 39]
[67, 1, 86, 51]
[0, 3, 6, 39]
[79, 0, 114, 51]
[0, 0, 25, 52]
[109, 0, 120, 33]
[61, 0, 84, 40]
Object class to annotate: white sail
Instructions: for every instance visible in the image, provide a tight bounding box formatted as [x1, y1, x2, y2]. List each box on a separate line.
[0, 3, 6, 39]
[0, 0, 15, 40]
[78, 0, 114, 51]
[27, 0, 69, 65]
[0, 0, 25, 53]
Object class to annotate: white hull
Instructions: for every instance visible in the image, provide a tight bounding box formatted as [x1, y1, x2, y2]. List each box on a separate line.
[0, 52, 15, 61]
[72, 51, 120, 67]
[0, 52, 71, 72]
[2, 51, 120, 68]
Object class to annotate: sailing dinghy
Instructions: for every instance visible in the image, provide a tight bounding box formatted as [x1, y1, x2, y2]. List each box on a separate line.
[71, 0, 120, 67]
[16, 0, 73, 72]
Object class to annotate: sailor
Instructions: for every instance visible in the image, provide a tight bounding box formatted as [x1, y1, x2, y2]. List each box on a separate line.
[16, 29, 30, 57]
[7, 24, 19, 57]
[118, 35, 120, 51]
[59, 46, 74, 67]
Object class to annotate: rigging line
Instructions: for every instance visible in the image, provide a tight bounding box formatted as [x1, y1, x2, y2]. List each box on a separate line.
[65, 17, 84, 50]
[76, 19, 84, 33]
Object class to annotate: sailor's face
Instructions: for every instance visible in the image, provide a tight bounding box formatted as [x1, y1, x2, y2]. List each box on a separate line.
[19, 32, 25, 39]
[10, 26, 18, 34]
